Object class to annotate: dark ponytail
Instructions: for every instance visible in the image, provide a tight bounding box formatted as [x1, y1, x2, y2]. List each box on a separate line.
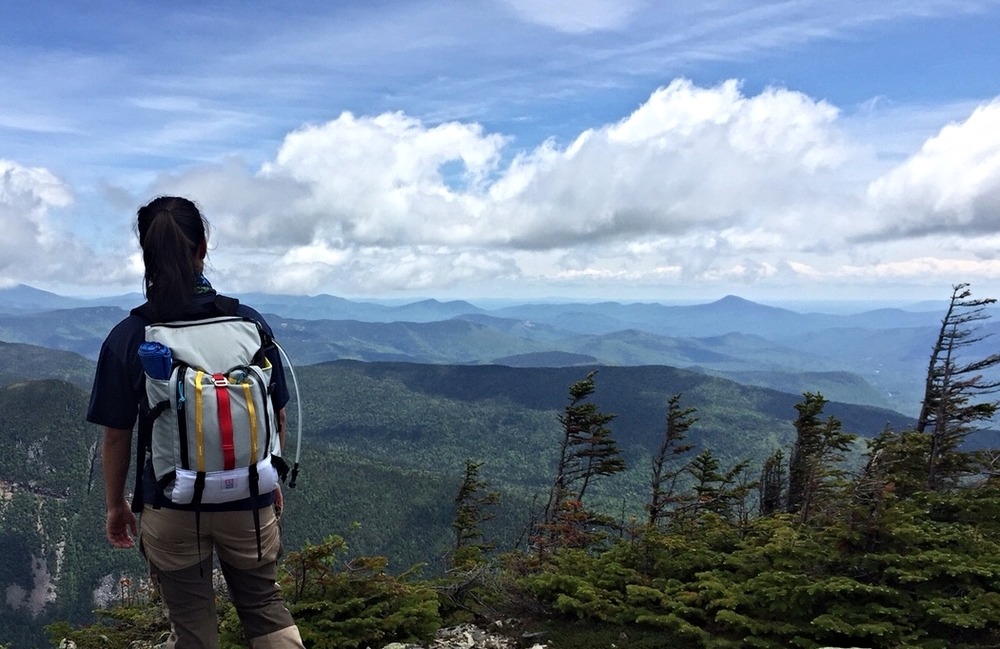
[136, 197, 208, 321]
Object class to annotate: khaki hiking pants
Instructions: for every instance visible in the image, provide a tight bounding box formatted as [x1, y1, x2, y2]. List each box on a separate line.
[140, 505, 304, 649]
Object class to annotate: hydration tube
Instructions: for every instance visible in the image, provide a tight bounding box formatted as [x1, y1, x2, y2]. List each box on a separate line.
[275, 341, 302, 488]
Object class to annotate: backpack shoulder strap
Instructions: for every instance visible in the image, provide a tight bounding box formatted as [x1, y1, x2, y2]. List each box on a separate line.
[130, 302, 156, 322]
[213, 294, 240, 316]
[129, 295, 240, 322]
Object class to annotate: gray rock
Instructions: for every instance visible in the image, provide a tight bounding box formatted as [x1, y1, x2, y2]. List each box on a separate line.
[377, 622, 548, 649]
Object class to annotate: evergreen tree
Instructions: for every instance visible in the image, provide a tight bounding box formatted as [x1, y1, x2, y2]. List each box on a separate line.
[861, 426, 931, 500]
[541, 371, 625, 548]
[786, 392, 856, 522]
[449, 459, 501, 570]
[758, 449, 784, 516]
[684, 449, 755, 524]
[646, 393, 696, 528]
[917, 283, 1000, 491]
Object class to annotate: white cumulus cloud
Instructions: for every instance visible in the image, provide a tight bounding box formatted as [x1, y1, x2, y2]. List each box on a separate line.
[866, 99, 1000, 238]
[493, 79, 859, 250]
[0, 161, 91, 284]
[99, 80, 1000, 298]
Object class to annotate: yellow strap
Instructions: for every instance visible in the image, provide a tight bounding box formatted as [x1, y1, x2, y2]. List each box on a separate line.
[194, 370, 205, 472]
[243, 381, 258, 460]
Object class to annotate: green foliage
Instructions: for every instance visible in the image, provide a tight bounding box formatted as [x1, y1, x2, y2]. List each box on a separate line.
[49, 537, 443, 649]
[0, 380, 147, 649]
[859, 426, 932, 501]
[647, 393, 697, 528]
[298, 361, 907, 490]
[683, 450, 755, 526]
[513, 312, 1000, 649]
[45, 578, 169, 649]
[787, 392, 857, 522]
[281, 535, 441, 649]
[758, 450, 784, 516]
[518, 490, 1000, 648]
[450, 459, 501, 570]
[537, 371, 626, 552]
[0, 341, 98, 390]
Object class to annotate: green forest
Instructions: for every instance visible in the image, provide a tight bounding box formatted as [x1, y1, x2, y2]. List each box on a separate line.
[4, 284, 1000, 648]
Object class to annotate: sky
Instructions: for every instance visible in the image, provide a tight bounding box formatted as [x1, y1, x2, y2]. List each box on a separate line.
[2, 0, 1000, 304]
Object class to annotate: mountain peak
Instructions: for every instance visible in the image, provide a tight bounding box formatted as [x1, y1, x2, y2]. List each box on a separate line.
[0, 284, 87, 314]
[703, 295, 798, 316]
[714, 295, 755, 306]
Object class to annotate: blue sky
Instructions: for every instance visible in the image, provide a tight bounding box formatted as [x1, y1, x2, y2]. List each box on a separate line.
[2, 0, 1000, 303]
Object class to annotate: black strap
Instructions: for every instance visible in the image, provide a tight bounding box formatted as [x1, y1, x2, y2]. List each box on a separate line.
[191, 472, 206, 510]
[132, 400, 170, 513]
[271, 455, 289, 483]
[248, 463, 263, 561]
[213, 294, 240, 316]
[153, 470, 175, 510]
[192, 472, 207, 577]
[132, 413, 150, 513]
[148, 399, 171, 420]
[176, 367, 190, 470]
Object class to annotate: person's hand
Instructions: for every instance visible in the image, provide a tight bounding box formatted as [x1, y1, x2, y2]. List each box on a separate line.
[107, 500, 137, 548]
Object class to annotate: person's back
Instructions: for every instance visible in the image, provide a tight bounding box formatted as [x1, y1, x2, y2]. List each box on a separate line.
[87, 196, 304, 649]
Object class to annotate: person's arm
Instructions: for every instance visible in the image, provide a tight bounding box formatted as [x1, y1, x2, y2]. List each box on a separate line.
[103, 426, 137, 548]
[274, 408, 288, 514]
[278, 407, 287, 451]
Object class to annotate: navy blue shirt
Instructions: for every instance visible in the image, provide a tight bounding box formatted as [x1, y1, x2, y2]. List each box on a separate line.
[88, 291, 289, 509]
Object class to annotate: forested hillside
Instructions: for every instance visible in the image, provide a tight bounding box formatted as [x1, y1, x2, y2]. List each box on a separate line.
[0, 343, 917, 647]
[0, 380, 146, 648]
[0, 342, 96, 390]
[294, 360, 911, 491]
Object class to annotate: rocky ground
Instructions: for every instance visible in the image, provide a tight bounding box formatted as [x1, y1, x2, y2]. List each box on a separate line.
[379, 622, 547, 649]
[377, 623, 871, 649]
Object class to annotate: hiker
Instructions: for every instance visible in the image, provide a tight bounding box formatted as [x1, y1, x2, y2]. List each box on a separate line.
[87, 196, 304, 649]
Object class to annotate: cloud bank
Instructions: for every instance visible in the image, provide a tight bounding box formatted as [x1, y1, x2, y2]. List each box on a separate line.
[5, 80, 1000, 299]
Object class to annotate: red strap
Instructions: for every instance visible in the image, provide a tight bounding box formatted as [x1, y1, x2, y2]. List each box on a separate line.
[213, 374, 236, 470]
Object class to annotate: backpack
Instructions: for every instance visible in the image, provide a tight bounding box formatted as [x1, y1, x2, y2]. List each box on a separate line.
[132, 296, 299, 559]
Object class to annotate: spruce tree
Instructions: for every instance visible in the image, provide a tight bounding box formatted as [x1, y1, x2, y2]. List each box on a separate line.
[917, 283, 1000, 491]
[684, 449, 754, 524]
[541, 371, 625, 548]
[758, 450, 785, 516]
[450, 459, 501, 569]
[786, 392, 856, 522]
[647, 393, 696, 528]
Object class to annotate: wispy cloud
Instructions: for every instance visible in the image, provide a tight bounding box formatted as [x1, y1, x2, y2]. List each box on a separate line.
[499, 0, 644, 33]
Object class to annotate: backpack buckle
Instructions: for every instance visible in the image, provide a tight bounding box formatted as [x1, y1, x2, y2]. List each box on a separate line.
[212, 374, 229, 387]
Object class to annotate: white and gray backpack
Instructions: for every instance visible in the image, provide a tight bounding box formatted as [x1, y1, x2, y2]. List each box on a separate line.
[132, 296, 301, 558]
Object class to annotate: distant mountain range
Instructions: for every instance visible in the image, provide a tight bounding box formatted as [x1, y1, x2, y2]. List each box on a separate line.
[0, 283, 989, 416]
